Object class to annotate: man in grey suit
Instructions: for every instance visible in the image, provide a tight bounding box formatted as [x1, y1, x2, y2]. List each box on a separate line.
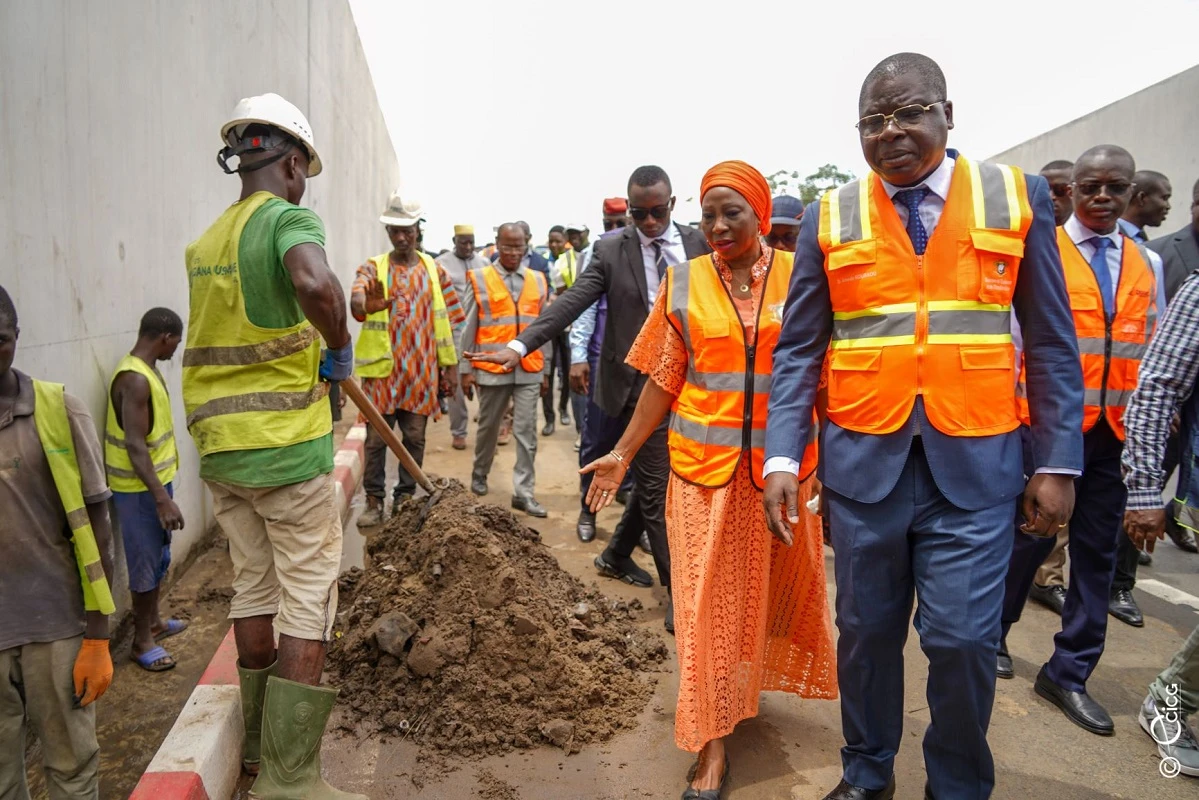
[1150, 177, 1199, 304]
[468, 165, 710, 633]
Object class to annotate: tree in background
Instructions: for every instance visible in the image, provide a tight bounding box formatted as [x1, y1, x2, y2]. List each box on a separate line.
[767, 164, 856, 205]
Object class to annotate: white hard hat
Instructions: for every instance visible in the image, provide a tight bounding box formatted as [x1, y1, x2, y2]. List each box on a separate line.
[379, 190, 423, 227]
[220, 93, 322, 177]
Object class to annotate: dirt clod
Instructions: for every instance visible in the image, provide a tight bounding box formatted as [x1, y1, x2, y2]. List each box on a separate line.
[329, 481, 666, 759]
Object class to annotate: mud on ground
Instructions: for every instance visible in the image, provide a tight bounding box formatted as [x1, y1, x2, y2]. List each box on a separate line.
[328, 480, 668, 766]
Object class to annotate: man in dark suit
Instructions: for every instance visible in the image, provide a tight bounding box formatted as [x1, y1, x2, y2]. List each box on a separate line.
[1150, 177, 1199, 309]
[763, 53, 1083, 800]
[467, 166, 710, 633]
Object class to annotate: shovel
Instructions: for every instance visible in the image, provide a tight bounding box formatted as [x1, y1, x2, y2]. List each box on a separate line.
[339, 377, 446, 531]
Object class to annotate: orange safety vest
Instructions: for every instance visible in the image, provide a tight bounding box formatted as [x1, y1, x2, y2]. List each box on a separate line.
[1017, 229, 1156, 440]
[818, 155, 1032, 437]
[663, 250, 818, 489]
[467, 265, 547, 374]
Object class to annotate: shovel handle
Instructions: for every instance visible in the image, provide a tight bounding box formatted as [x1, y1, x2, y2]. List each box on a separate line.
[339, 377, 436, 495]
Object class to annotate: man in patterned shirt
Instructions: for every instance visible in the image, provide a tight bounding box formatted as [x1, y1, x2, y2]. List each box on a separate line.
[351, 195, 464, 525]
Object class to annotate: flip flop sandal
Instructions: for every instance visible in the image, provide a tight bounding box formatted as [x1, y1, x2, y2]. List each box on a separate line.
[154, 618, 189, 642]
[132, 645, 176, 672]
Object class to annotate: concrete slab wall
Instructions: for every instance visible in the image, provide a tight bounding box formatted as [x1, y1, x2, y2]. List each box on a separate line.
[0, 0, 398, 615]
[991, 65, 1199, 236]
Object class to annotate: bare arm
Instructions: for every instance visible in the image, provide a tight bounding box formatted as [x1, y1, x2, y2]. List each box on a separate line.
[580, 379, 674, 511]
[283, 243, 351, 348]
[115, 372, 184, 530]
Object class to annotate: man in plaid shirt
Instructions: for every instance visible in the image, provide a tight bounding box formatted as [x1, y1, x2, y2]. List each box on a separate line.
[1122, 271, 1199, 778]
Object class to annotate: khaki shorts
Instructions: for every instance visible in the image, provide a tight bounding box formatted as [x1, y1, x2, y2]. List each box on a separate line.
[207, 474, 341, 641]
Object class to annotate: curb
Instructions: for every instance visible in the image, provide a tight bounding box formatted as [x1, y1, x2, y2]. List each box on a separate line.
[130, 424, 366, 800]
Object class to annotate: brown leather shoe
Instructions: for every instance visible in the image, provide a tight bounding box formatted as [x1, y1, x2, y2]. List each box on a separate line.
[452, 436, 466, 450]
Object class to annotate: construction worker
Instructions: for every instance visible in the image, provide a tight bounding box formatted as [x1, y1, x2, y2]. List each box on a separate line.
[0, 285, 115, 799]
[184, 93, 363, 799]
[106, 307, 189, 673]
[764, 53, 1083, 799]
[351, 193, 463, 527]
[461, 222, 552, 517]
[1001, 145, 1159, 735]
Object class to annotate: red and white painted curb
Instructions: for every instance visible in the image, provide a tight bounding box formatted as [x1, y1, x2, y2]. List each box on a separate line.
[130, 424, 366, 800]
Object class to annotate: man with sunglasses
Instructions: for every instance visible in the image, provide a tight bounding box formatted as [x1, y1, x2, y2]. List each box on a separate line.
[764, 53, 1082, 800]
[1002, 145, 1160, 733]
[1042, 160, 1075, 227]
[469, 168, 709, 634]
[765, 195, 804, 252]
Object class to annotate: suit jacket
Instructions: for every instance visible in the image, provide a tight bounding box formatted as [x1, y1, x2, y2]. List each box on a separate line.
[765, 163, 1084, 511]
[516, 222, 710, 417]
[1148, 225, 1199, 305]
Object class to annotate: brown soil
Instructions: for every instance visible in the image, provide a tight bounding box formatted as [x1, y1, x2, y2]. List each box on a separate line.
[327, 480, 668, 762]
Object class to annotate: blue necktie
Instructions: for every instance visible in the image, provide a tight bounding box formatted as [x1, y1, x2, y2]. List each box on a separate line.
[1087, 236, 1115, 317]
[894, 186, 930, 255]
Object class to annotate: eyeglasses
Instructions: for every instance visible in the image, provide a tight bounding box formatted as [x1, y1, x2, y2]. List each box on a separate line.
[628, 205, 671, 222]
[602, 219, 628, 231]
[856, 101, 944, 138]
[497, 243, 527, 252]
[1072, 182, 1135, 198]
[1049, 183, 1070, 198]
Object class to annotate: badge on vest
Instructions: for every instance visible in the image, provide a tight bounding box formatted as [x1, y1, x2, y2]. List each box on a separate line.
[996, 261, 1006, 275]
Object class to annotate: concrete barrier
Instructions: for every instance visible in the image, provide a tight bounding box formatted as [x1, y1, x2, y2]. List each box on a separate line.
[130, 424, 366, 800]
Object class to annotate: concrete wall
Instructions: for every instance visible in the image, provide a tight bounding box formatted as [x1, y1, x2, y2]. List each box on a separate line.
[0, 0, 398, 615]
[991, 65, 1199, 236]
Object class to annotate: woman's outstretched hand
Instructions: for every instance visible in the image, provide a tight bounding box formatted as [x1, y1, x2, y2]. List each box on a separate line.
[580, 454, 628, 512]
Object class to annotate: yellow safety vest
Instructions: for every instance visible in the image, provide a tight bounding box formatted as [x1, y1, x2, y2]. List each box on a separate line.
[104, 354, 179, 492]
[32, 379, 117, 615]
[354, 252, 458, 378]
[555, 250, 577, 289]
[181, 191, 331, 457]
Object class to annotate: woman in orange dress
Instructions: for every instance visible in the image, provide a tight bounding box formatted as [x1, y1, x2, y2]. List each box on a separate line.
[582, 161, 836, 799]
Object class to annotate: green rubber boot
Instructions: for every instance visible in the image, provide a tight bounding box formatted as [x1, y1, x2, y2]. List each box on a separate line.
[237, 660, 275, 774]
[249, 676, 367, 800]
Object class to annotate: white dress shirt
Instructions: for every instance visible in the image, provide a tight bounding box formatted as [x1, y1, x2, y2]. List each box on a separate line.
[637, 222, 686, 307]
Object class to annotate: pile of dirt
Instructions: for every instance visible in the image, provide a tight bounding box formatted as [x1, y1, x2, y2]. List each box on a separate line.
[328, 480, 668, 759]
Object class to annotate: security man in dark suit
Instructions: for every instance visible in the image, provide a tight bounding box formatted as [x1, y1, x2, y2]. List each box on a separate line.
[1149, 176, 1199, 302]
[466, 165, 710, 633]
[763, 53, 1083, 800]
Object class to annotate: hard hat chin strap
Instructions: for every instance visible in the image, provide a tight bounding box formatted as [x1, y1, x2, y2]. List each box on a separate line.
[217, 130, 298, 175]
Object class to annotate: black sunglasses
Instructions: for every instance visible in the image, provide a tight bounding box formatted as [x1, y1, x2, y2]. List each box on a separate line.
[602, 219, 628, 231]
[628, 205, 671, 222]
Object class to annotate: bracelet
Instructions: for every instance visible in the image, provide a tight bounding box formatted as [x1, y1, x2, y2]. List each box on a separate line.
[610, 450, 628, 466]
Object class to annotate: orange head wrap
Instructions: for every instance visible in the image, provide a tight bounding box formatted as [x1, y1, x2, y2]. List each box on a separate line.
[699, 160, 772, 235]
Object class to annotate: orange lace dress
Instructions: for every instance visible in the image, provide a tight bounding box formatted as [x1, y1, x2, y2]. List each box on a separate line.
[626, 248, 837, 752]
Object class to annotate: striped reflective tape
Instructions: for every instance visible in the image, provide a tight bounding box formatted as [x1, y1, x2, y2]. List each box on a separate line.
[670, 413, 764, 448]
[686, 368, 771, 394]
[1082, 387, 1133, 407]
[1076, 337, 1148, 360]
[361, 320, 388, 332]
[186, 385, 329, 427]
[828, 178, 872, 246]
[106, 455, 178, 480]
[183, 327, 318, 368]
[967, 159, 1022, 231]
[105, 429, 175, 450]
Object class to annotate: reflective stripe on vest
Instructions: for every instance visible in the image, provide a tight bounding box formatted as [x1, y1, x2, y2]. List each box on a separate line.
[32, 380, 116, 615]
[104, 354, 179, 492]
[664, 251, 818, 488]
[818, 155, 1030, 436]
[181, 191, 331, 457]
[353, 252, 458, 377]
[467, 265, 547, 374]
[1016, 230, 1155, 440]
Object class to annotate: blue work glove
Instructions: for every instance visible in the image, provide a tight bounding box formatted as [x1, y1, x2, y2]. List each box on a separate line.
[319, 341, 354, 382]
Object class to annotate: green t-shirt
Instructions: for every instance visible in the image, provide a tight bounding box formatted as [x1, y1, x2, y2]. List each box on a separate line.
[199, 196, 334, 488]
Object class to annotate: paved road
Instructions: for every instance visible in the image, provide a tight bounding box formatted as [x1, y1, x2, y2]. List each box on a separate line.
[322, 408, 1199, 799]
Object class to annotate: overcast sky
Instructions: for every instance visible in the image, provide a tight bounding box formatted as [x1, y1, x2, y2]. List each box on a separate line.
[349, 0, 1199, 250]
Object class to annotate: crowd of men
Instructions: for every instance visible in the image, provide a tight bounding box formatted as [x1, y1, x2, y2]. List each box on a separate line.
[3, 54, 1199, 797]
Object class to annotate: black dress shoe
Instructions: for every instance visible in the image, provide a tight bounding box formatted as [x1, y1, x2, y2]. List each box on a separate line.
[577, 510, 596, 543]
[681, 754, 728, 799]
[1108, 588, 1144, 627]
[664, 596, 675, 634]
[1028, 582, 1067, 615]
[821, 775, 896, 800]
[1034, 666, 1114, 735]
[594, 551, 653, 587]
[1138, 549, 1153, 566]
[1167, 517, 1199, 553]
[997, 638, 1014, 680]
[638, 531, 653, 554]
[541, 420, 555, 436]
[512, 495, 548, 518]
